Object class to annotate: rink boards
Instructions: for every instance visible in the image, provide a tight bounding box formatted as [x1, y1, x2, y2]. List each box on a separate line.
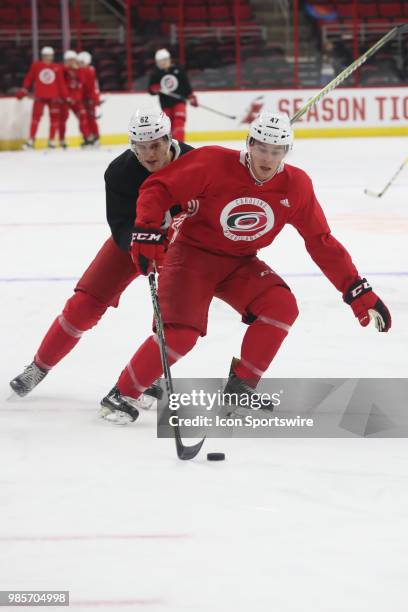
[2, 86, 408, 149]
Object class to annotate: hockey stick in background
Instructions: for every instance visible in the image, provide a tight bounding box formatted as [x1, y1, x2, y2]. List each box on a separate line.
[95, 97, 107, 121]
[159, 90, 237, 120]
[148, 270, 206, 460]
[290, 23, 408, 124]
[364, 157, 408, 198]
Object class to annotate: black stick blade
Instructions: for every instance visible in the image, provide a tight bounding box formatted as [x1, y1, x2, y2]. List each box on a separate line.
[175, 429, 206, 460]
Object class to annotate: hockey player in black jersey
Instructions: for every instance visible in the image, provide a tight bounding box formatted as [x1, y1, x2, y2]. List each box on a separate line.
[148, 48, 198, 142]
[10, 108, 193, 422]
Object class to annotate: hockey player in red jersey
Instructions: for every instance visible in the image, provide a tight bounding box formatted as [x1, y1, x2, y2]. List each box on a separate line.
[59, 50, 92, 147]
[16, 46, 68, 149]
[78, 51, 101, 145]
[102, 111, 392, 422]
[9, 109, 194, 415]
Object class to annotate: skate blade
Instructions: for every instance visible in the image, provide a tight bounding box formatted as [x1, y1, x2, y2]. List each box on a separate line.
[6, 391, 22, 401]
[99, 407, 134, 425]
[138, 395, 157, 411]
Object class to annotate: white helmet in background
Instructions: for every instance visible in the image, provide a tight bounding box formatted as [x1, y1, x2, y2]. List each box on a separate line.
[155, 48, 170, 62]
[248, 111, 293, 148]
[128, 108, 171, 143]
[78, 51, 92, 65]
[64, 50, 77, 61]
[41, 46, 54, 56]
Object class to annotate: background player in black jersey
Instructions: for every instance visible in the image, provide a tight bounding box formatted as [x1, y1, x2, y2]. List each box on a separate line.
[148, 48, 198, 142]
[10, 108, 193, 417]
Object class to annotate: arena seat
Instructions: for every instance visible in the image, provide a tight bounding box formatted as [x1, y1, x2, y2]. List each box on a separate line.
[379, 3, 401, 18]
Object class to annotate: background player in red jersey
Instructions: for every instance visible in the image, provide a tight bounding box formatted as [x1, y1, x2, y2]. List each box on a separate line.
[16, 46, 68, 149]
[9, 109, 194, 417]
[148, 48, 198, 142]
[102, 111, 392, 422]
[59, 50, 92, 147]
[78, 51, 101, 146]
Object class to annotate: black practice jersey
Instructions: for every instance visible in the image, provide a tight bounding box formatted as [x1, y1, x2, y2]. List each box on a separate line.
[148, 64, 193, 109]
[105, 140, 194, 251]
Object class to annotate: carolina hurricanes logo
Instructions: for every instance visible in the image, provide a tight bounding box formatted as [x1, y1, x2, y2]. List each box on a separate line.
[160, 74, 178, 93]
[240, 96, 264, 125]
[220, 197, 274, 242]
[39, 68, 56, 85]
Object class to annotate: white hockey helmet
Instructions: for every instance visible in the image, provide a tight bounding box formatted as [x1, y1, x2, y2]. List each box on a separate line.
[248, 111, 293, 148]
[77, 51, 92, 65]
[41, 46, 54, 56]
[64, 50, 77, 61]
[128, 108, 171, 143]
[155, 48, 170, 62]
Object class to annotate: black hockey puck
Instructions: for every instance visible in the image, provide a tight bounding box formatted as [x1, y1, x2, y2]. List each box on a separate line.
[207, 452, 225, 461]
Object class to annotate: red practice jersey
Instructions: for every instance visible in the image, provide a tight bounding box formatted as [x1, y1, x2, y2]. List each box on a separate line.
[22, 61, 67, 100]
[136, 146, 359, 294]
[79, 65, 100, 103]
[62, 65, 85, 102]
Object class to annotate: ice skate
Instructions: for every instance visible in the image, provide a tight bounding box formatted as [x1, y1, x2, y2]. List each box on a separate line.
[22, 138, 34, 150]
[140, 379, 163, 409]
[223, 358, 274, 416]
[9, 361, 48, 397]
[48, 140, 56, 149]
[100, 386, 140, 424]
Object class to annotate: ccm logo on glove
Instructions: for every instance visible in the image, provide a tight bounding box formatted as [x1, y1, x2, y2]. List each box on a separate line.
[130, 226, 166, 275]
[132, 231, 165, 243]
[346, 278, 372, 300]
[344, 277, 391, 332]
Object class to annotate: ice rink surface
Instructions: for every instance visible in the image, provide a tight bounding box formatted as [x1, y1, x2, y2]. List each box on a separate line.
[1, 138, 407, 610]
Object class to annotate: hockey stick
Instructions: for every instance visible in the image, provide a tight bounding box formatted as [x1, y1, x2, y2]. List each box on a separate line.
[159, 90, 237, 120]
[364, 157, 408, 198]
[148, 270, 206, 460]
[290, 23, 408, 124]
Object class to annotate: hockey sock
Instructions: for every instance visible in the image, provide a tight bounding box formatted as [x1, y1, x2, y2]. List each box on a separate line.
[87, 105, 99, 138]
[30, 101, 44, 139]
[59, 105, 69, 141]
[49, 102, 60, 140]
[235, 286, 299, 382]
[75, 105, 91, 139]
[35, 291, 108, 369]
[117, 324, 200, 398]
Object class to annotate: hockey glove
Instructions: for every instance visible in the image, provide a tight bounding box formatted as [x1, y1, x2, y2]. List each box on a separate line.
[130, 226, 166, 275]
[16, 88, 28, 100]
[343, 278, 391, 332]
[188, 94, 198, 107]
[149, 83, 161, 95]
